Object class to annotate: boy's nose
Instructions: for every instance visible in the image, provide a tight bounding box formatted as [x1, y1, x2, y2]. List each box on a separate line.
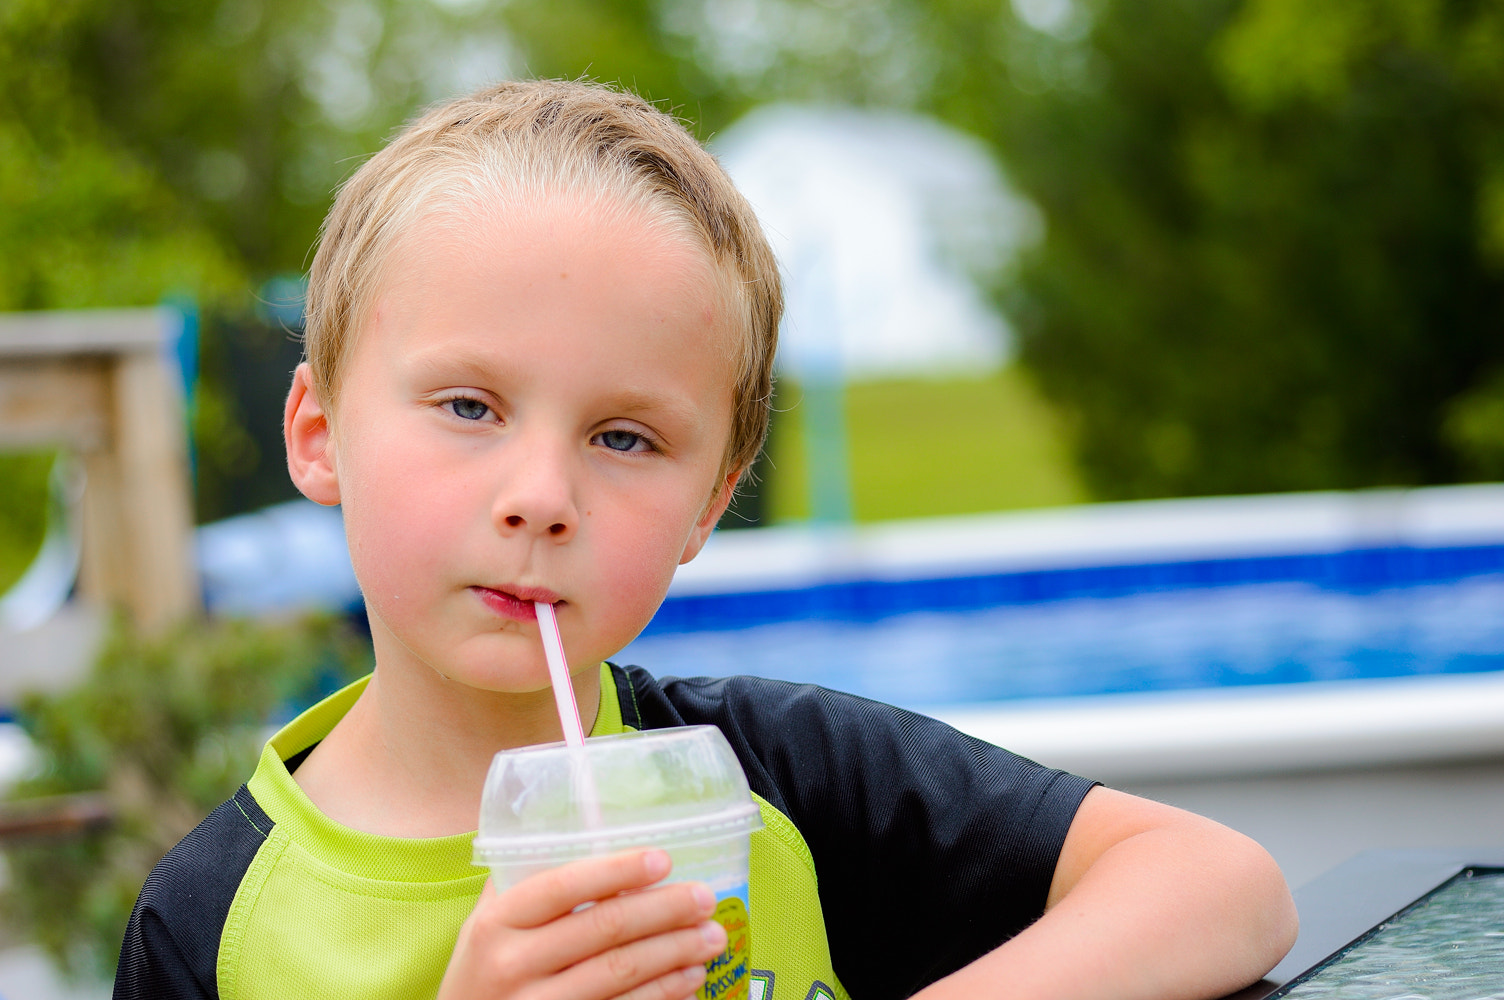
[491, 439, 579, 543]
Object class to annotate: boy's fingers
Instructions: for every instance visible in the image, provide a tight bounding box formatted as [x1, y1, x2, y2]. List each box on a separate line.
[539, 884, 720, 973]
[501, 850, 673, 926]
[610, 964, 708, 1000]
[547, 923, 725, 1000]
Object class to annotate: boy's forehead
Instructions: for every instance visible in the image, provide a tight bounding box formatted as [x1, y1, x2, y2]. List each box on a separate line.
[355, 195, 742, 394]
[390, 198, 710, 302]
[368, 195, 741, 363]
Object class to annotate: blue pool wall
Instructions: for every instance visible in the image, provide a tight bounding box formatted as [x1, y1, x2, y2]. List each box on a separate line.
[645, 542, 1504, 636]
[645, 484, 1504, 637]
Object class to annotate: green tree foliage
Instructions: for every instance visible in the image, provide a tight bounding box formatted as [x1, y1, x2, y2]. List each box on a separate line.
[992, 0, 1504, 496]
[3, 614, 370, 978]
[2, 0, 447, 295]
[0, 0, 719, 293]
[0, 0, 243, 310]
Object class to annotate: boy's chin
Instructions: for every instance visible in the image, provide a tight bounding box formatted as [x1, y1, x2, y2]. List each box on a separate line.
[430, 660, 557, 695]
[370, 621, 606, 697]
[425, 650, 591, 698]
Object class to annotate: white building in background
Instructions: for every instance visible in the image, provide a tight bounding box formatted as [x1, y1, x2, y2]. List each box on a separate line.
[714, 105, 1038, 382]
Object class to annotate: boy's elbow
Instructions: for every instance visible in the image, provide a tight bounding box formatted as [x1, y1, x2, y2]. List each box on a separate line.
[1223, 829, 1299, 976]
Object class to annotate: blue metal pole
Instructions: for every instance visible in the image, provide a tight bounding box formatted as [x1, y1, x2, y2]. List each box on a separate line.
[804, 375, 853, 524]
[161, 295, 200, 483]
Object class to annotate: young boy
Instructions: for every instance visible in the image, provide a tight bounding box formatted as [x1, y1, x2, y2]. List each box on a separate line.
[115, 80, 1296, 1000]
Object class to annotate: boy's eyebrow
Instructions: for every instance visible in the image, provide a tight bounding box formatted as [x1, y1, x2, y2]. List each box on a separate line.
[408, 351, 498, 384]
[602, 388, 707, 430]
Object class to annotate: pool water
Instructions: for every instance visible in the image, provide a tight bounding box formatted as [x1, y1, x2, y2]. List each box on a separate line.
[1279, 870, 1504, 999]
[616, 572, 1504, 710]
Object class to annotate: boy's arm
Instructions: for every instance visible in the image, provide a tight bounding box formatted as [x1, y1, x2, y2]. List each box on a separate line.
[913, 786, 1298, 1000]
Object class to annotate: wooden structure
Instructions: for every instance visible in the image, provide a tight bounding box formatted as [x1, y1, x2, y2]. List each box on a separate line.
[0, 792, 112, 841]
[0, 308, 199, 630]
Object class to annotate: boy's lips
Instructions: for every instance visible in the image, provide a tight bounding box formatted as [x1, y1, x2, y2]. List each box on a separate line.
[472, 585, 563, 621]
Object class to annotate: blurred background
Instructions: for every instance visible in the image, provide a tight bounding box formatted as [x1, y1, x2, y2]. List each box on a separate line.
[4, 0, 1504, 994]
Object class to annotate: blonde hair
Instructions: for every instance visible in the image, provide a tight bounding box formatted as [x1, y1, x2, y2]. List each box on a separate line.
[303, 79, 782, 482]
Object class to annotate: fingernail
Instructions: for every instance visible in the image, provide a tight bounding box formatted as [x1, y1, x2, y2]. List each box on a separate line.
[700, 919, 727, 949]
[691, 883, 716, 912]
[644, 850, 671, 880]
[682, 964, 707, 986]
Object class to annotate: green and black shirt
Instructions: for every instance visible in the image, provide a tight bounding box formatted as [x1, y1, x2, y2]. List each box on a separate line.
[115, 664, 1095, 1000]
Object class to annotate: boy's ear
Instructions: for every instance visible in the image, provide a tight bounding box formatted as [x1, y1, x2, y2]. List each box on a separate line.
[284, 363, 341, 506]
[679, 468, 741, 565]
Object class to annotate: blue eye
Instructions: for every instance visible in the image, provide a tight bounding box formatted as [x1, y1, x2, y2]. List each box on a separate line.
[599, 429, 644, 452]
[449, 398, 489, 421]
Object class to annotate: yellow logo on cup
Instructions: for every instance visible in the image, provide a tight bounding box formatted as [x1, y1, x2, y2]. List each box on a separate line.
[700, 897, 751, 1000]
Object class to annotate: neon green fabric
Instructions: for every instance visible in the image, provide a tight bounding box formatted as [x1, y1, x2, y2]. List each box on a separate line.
[225, 665, 850, 1000]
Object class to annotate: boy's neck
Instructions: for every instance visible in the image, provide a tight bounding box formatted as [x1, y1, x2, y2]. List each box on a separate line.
[291, 651, 603, 839]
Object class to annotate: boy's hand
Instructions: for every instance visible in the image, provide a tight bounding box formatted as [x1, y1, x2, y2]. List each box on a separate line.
[438, 849, 726, 1000]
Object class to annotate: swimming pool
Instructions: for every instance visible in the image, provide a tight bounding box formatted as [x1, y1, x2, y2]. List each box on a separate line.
[621, 573, 1504, 707]
[615, 485, 1504, 778]
[621, 486, 1504, 703]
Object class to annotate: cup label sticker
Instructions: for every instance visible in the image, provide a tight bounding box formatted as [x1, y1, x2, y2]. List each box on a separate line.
[700, 896, 751, 1000]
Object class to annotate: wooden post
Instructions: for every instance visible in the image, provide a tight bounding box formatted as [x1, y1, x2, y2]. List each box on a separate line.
[0, 308, 199, 630]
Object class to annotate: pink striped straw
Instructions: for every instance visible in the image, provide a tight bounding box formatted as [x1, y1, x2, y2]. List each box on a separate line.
[534, 601, 602, 832]
[535, 601, 587, 748]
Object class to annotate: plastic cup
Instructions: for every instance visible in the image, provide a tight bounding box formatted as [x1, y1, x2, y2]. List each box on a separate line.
[473, 726, 763, 1000]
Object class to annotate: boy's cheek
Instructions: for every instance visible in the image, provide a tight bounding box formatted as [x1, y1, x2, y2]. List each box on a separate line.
[341, 473, 470, 606]
[589, 522, 689, 617]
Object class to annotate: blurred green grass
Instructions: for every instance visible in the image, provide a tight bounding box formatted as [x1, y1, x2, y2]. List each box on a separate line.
[769, 367, 1086, 523]
[0, 451, 52, 594]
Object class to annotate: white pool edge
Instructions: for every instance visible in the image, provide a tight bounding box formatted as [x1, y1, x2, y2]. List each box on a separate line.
[925, 671, 1504, 783]
[674, 483, 1504, 594]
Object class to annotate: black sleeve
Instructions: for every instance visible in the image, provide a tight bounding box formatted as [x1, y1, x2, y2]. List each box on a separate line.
[114, 786, 273, 1000]
[616, 665, 1098, 1000]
